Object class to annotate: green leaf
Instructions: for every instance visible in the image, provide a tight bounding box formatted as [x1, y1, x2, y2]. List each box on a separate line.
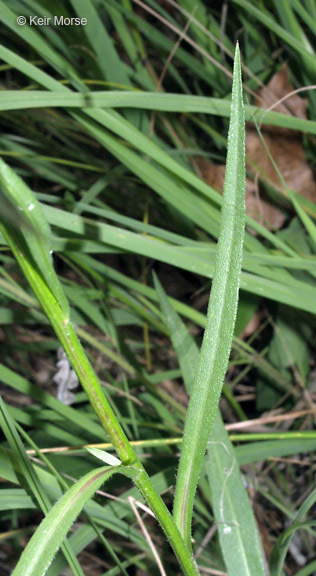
[0, 158, 69, 317]
[87, 447, 122, 466]
[206, 413, 266, 576]
[68, 0, 131, 86]
[154, 275, 265, 575]
[173, 43, 246, 548]
[0, 396, 85, 576]
[268, 306, 311, 379]
[0, 89, 315, 133]
[12, 464, 139, 576]
[0, 489, 36, 511]
[270, 488, 316, 576]
[232, 0, 316, 77]
[235, 438, 316, 465]
[295, 559, 316, 576]
[286, 188, 316, 250]
[154, 272, 198, 395]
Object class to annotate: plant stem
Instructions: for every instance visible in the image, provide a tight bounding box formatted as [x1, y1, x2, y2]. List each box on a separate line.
[1, 227, 199, 576]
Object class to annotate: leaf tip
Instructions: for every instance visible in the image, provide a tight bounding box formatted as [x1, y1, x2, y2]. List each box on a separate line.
[87, 447, 121, 467]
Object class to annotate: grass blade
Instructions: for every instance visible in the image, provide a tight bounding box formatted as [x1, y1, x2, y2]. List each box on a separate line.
[287, 188, 316, 249]
[173, 44, 246, 548]
[69, 0, 130, 87]
[232, 0, 316, 75]
[0, 89, 316, 133]
[270, 488, 316, 576]
[0, 396, 85, 576]
[11, 463, 139, 576]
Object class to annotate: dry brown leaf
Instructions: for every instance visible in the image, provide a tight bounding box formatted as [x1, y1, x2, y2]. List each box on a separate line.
[197, 64, 316, 233]
[239, 310, 263, 340]
[246, 64, 316, 206]
[196, 159, 226, 193]
[196, 158, 286, 230]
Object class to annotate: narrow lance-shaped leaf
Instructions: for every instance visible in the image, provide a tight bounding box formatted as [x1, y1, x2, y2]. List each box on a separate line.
[173, 43, 246, 548]
[154, 275, 266, 575]
[12, 464, 140, 576]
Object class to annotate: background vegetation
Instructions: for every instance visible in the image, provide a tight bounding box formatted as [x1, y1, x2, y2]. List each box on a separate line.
[0, 1, 315, 575]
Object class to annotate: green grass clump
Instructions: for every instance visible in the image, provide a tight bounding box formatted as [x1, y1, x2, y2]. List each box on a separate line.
[0, 2, 315, 575]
